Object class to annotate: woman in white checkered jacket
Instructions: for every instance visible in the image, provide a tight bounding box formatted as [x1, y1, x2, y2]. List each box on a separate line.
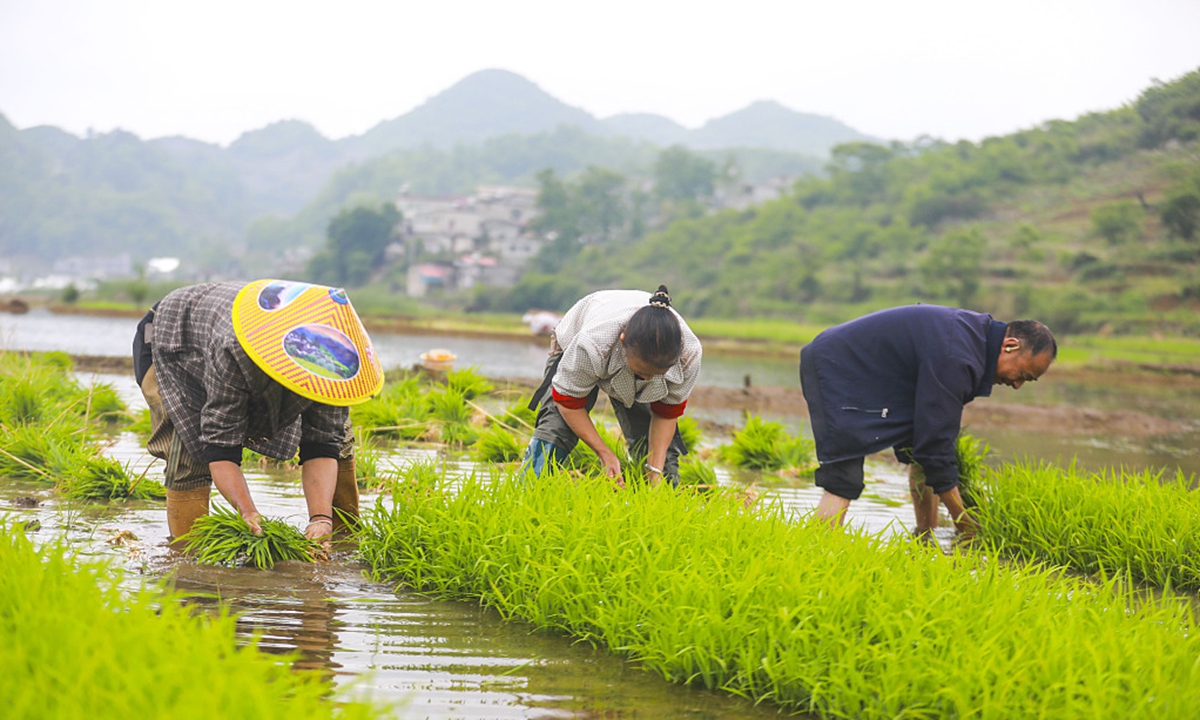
[521, 285, 703, 486]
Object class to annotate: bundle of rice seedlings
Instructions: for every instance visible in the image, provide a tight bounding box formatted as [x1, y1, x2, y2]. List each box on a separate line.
[76, 382, 126, 423]
[60, 456, 165, 501]
[566, 421, 629, 471]
[0, 376, 47, 425]
[427, 387, 477, 446]
[719, 415, 815, 471]
[956, 431, 990, 508]
[677, 455, 717, 489]
[677, 415, 701, 453]
[502, 398, 537, 429]
[0, 424, 82, 482]
[445, 366, 493, 399]
[181, 505, 321, 569]
[351, 376, 429, 439]
[473, 425, 524, 463]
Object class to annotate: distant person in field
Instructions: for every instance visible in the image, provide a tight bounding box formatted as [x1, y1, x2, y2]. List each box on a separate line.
[521, 285, 702, 486]
[799, 305, 1056, 538]
[132, 280, 384, 552]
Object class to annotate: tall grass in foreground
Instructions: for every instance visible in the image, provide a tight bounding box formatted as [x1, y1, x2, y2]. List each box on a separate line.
[360, 468, 1200, 719]
[975, 461, 1200, 591]
[0, 525, 385, 720]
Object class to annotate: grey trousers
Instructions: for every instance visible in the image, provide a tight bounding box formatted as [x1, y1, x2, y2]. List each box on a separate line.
[529, 375, 687, 479]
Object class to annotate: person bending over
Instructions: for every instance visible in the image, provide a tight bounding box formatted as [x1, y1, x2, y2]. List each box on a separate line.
[522, 285, 703, 486]
[132, 279, 383, 550]
[799, 304, 1056, 538]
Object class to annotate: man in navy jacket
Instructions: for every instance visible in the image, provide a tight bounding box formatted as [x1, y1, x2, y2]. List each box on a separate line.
[799, 305, 1056, 538]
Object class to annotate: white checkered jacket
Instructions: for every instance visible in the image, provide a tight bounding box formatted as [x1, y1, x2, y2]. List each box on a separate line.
[549, 290, 702, 410]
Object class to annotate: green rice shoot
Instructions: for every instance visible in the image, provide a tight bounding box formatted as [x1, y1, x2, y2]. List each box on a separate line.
[181, 505, 321, 569]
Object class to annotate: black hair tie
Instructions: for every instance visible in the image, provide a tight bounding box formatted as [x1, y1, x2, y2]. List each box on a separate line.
[649, 284, 671, 308]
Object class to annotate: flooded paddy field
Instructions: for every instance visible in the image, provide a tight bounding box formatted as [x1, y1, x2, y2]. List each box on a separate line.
[4, 310, 1199, 718]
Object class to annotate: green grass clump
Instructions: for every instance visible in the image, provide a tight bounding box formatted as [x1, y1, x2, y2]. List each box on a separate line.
[351, 375, 429, 439]
[446, 366, 494, 399]
[974, 461, 1200, 591]
[0, 525, 385, 720]
[61, 456, 166, 501]
[718, 415, 815, 471]
[677, 456, 717, 488]
[359, 468, 1200, 718]
[676, 415, 701, 452]
[181, 506, 321, 569]
[473, 425, 524, 463]
[955, 431, 991, 508]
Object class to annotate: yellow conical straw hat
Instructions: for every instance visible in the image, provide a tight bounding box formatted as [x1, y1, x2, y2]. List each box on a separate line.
[231, 279, 384, 406]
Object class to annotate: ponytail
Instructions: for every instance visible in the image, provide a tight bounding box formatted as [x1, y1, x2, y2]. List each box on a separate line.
[624, 284, 683, 369]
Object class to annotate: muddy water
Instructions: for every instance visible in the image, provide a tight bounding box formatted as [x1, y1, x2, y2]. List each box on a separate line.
[5, 373, 838, 719]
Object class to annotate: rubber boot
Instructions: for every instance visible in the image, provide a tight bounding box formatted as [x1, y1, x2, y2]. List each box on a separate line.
[332, 457, 360, 536]
[166, 486, 211, 549]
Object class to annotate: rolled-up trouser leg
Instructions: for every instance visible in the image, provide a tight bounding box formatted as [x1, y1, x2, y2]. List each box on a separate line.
[610, 401, 687, 485]
[139, 365, 212, 544]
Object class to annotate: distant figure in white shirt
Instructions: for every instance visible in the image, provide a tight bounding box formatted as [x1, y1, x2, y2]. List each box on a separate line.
[521, 309, 562, 336]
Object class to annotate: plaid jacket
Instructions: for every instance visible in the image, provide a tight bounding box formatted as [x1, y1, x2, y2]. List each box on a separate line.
[148, 282, 349, 465]
[549, 290, 702, 412]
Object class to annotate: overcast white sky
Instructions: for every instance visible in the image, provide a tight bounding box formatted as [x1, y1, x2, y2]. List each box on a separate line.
[2, 0, 1199, 147]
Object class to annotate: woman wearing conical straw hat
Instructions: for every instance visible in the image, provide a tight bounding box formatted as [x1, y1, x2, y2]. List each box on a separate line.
[521, 285, 702, 487]
[132, 279, 384, 551]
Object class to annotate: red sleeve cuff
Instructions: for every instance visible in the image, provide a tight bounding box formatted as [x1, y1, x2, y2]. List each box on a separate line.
[650, 400, 687, 419]
[551, 387, 589, 409]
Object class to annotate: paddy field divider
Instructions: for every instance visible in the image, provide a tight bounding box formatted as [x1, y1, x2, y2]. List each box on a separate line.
[359, 467, 1200, 719]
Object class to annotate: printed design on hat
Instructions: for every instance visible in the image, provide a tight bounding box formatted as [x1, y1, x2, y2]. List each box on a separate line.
[283, 324, 361, 380]
[258, 281, 311, 310]
[233, 279, 384, 406]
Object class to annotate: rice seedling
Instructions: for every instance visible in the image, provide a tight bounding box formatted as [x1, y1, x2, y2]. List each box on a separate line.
[677, 455, 717, 488]
[974, 461, 1200, 591]
[351, 375, 429, 439]
[426, 387, 478, 446]
[181, 505, 322, 569]
[359, 467, 1200, 719]
[955, 431, 990, 508]
[60, 456, 166, 501]
[566, 421, 632, 471]
[127, 406, 153, 437]
[242, 447, 299, 469]
[473, 424, 524, 463]
[717, 414, 815, 471]
[446, 366, 494, 399]
[0, 523, 387, 720]
[676, 415, 701, 452]
[501, 397, 537, 429]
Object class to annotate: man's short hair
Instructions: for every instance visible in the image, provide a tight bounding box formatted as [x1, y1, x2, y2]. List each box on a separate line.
[1006, 319, 1057, 359]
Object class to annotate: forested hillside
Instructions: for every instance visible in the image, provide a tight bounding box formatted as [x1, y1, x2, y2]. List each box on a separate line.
[0, 68, 839, 274]
[506, 69, 1200, 336]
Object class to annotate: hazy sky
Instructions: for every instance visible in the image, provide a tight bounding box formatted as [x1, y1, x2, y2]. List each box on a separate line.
[2, 0, 1198, 147]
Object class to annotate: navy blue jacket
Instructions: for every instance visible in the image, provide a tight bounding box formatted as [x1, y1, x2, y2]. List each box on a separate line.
[799, 305, 1006, 493]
